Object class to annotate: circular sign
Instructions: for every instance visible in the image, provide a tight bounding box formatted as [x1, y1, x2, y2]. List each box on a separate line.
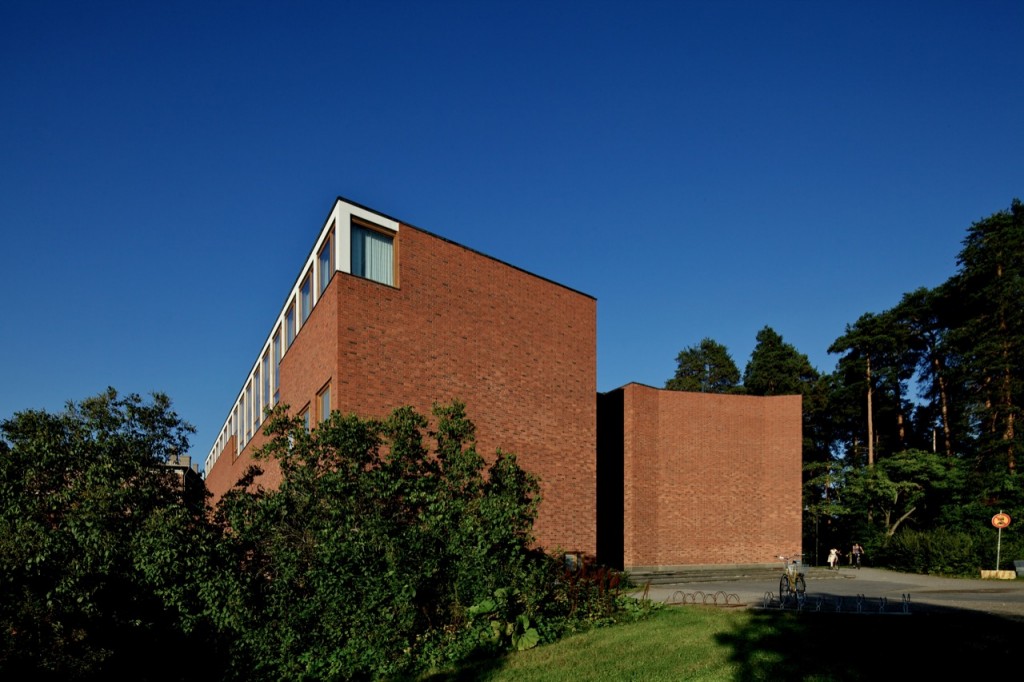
[992, 513, 1011, 528]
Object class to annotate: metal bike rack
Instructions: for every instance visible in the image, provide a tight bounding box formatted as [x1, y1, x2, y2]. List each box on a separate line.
[758, 592, 912, 614]
[664, 589, 743, 607]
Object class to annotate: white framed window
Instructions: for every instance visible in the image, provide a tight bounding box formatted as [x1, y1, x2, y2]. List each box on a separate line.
[261, 352, 270, 413]
[272, 329, 281, 405]
[318, 226, 334, 297]
[252, 368, 261, 430]
[300, 270, 313, 325]
[285, 300, 296, 348]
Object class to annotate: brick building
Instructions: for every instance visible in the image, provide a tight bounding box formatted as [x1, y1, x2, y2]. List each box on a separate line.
[203, 197, 597, 555]
[203, 197, 801, 568]
[597, 384, 802, 570]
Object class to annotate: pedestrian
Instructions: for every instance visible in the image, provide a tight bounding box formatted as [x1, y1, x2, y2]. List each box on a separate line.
[852, 542, 864, 569]
[827, 548, 840, 570]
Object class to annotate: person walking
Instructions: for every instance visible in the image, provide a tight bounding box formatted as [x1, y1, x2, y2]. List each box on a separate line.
[827, 548, 840, 570]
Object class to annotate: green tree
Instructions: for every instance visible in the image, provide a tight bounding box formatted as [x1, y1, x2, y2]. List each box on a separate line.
[842, 449, 951, 540]
[665, 338, 741, 393]
[210, 401, 549, 680]
[829, 311, 915, 466]
[743, 326, 819, 396]
[949, 198, 1024, 474]
[0, 389, 218, 680]
[889, 286, 962, 458]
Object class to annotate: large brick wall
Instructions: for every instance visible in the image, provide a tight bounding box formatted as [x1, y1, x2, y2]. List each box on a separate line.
[207, 221, 598, 556]
[599, 384, 801, 570]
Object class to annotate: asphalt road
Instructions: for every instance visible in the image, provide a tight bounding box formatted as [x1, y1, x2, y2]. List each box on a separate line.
[637, 567, 1024, 619]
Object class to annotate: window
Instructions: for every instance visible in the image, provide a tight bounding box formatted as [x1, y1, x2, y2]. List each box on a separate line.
[318, 228, 334, 297]
[261, 352, 270, 412]
[300, 270, 312, 325]
[285, 300, 296, 348]
[299, 405, 310, 432]
[272, 329, 281, 405]
[351, 221, 394, 286]
[244, 383, 252, 442]
[252, 368, 261, 429]
[318, 383, 331, 424]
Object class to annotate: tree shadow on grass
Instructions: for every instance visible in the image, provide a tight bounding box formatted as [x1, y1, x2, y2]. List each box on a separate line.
[716, 604, 1024, 680]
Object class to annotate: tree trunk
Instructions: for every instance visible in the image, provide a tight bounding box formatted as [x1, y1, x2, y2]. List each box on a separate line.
[934, 357, 954, 457]
[866, 356, 874, 467]
[997, 260, 1016, 473]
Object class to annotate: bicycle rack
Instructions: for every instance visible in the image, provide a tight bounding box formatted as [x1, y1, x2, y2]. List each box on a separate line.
[760, 592, 912, 614]
[766, 591, 806, 610]
[664, 589, 743, 607]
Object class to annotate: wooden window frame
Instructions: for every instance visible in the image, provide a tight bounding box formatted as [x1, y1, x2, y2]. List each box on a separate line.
[317, 382, 331, 424]
[350, 216, 399, 288]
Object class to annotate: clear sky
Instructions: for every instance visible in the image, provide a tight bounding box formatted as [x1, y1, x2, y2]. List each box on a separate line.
[3, 1, 1023, 468]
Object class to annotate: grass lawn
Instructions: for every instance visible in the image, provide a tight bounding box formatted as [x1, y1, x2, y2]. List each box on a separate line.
[423, 603, 1024, 680]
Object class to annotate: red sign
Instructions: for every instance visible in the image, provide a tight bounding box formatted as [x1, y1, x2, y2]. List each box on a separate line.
[992, 513, 1011, 529]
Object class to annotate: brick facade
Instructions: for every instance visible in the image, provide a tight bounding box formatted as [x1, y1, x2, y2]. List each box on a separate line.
[204, 197, 804, 570]
[598, 384, 802, 570]
[205, 202, 597, 555]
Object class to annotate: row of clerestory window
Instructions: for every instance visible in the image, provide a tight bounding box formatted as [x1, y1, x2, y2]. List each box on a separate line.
[205, 214, 395, 474]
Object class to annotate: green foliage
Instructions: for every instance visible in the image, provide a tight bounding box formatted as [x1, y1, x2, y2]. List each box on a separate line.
[877, 528, 984, 576]
[843, 449, 951, 538]
[951, 198, 1024, 473]
[809, 200, 1024, 553]
[209, 401, 644, 680]
[743, 326, 819, 397]
[0, 389, 217, 680]
[666, 338, 742, 393]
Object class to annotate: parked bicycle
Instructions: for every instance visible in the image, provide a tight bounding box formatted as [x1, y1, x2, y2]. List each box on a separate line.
[778, 555, 806, 599]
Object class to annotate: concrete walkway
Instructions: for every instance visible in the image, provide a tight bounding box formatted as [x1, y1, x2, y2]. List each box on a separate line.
[631, 566, 1024, 619]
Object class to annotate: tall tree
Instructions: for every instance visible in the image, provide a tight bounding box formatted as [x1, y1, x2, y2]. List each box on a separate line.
[743, 326, 819, 396]
[890, 286, 961, 457]
[950, 198, 1024, 474]
[829, 310, 917, 466]
[830, 313, 888, 466]
[665, 338, 741, 393]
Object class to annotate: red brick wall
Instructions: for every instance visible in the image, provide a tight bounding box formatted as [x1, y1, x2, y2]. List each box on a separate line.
[207, 223, 597, 555]
[617, 384, 801, 569]
[203, 434, 238, 499]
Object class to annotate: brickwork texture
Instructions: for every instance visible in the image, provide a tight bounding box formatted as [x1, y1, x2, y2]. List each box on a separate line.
[603, 384, 802, 570]
[207, 222, 598, 556]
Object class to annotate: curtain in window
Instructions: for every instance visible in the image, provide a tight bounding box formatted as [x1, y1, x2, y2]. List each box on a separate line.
[352, 226, 394, 285]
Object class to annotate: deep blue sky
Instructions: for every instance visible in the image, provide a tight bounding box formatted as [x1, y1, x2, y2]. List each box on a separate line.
[3, 1, 1023, 468]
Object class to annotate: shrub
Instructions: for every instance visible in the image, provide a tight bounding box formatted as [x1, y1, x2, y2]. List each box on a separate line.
[879, 528, 983, 576]
[210, 402, 650, 680]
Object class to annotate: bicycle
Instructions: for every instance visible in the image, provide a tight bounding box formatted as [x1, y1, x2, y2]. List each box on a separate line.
[777, 555, 806, 599]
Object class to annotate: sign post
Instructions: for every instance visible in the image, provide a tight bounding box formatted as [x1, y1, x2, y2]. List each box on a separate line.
[992, 512, 1011, 569]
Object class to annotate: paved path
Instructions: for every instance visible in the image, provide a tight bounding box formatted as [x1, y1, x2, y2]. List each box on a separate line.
[634, 567, 1024, 619]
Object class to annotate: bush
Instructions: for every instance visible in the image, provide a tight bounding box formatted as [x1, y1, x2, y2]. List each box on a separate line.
[0, 390, 219, 680]
[210, 402, 651, 680]
[879, 528, 983, 576]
